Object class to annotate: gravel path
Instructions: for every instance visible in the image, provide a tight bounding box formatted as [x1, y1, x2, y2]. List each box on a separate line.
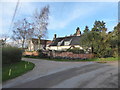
[2, 58, 118, 88]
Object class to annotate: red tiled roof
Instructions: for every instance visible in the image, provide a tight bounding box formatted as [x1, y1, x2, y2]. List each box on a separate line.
[31, 38, 52, 45]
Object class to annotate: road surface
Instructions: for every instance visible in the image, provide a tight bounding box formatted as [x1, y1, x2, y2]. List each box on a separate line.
[3, 58, 118, 88]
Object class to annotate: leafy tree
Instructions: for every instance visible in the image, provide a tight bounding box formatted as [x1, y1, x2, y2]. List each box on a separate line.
[107, 23, 120, 57]
[92, 20, 107, 32]
[33, 5, 49, 49]
[80, 20, 109, 57]
[80, 31, 102, 55]
[12, 18, 34, 48]
[91, 21, 109, 57]
[80, 21, 119, 58]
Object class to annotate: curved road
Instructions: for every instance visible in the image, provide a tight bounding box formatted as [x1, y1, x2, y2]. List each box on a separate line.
[3, 58, 118, 88]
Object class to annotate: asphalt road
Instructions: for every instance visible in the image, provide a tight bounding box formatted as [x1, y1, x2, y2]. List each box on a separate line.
[13, 61, 118, 88]
[3, 58, 118, 88]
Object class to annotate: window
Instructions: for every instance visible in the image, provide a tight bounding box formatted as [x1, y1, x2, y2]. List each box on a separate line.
[57, 42, 61, 46]
[64, 41, 70, 46]
[64, 39, 72, 46]
[57, 40, 64, 46]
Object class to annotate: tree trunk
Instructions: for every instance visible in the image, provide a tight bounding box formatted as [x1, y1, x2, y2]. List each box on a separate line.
[22, 40, 25, 49]
[91, 46, 94, 54]
[38, 37, 41, 50]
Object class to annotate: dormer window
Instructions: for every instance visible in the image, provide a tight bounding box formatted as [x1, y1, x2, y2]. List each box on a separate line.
[57, 39, 64, 46]
[64, 39, 72, 46]
[58, 42, 61, 46]
[64, 41, 70, 46]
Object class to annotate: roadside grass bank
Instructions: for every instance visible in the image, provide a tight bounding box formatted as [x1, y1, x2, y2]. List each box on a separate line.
[23, 56, 119, 62]
[2, 60, 35, 82]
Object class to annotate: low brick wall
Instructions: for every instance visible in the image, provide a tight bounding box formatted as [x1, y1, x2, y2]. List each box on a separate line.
[52, 52, 94, 59]
[23, 51, 94, 59]
[23, 51, 39, 56]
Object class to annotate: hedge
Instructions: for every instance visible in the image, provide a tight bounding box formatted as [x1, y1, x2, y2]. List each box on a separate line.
[67, 48, 85, 54]
[2, 46, 22, 64]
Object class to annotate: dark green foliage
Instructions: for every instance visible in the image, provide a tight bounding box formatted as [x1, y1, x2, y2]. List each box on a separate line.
[52, 56, 87, 60]
[92, 20, 107, 32]
[54, 50, 66, 53]
[37, 49, 49, 58]
[23, 55, 39, 58]
[80, 21, 119, 58]
[80, 31, 102, 54]
[2, 46, 22, 64]
[67, 48, 85, 54]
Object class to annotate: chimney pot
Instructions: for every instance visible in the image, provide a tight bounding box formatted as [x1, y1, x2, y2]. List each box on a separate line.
[76, 27, 81, 36]
[53, 34, 57, 40]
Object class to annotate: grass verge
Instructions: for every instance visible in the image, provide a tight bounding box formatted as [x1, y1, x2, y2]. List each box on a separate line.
[44, 57, 119, 62]
[23, 56, 119, 62]
[2, 60, 35, 82]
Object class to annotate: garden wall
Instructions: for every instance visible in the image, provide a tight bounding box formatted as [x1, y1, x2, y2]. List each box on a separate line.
[23, 51, 94, 59]
[23, 51, 39, 56]
[51, 52, 94, 59]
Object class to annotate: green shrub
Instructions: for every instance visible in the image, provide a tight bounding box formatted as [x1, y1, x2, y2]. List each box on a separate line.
[37, 49, 49, 58]
[54, 50, 66, 53]
[67, 48, 85, 54]
[2, 46, 22, 64]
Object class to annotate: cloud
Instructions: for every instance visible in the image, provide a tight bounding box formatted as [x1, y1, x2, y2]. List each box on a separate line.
[0, 2, 35, 34]
[17, 2, 35, 17]
[48, 3, 103, 30]
[103, 19, 117, 31]
[0, 2, 16, 34]
[1, 2, 117, 36]
[1, 0, 119, 2]
[97, 19, 117, 31]
[102, 19, 117, 23]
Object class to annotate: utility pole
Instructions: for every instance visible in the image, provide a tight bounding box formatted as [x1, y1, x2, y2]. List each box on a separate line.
[9, 0, 20, 31]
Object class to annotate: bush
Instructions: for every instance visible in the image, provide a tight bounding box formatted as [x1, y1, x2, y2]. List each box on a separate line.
[67, 48, 85, 54]
[54, 50, 66, 53]
[37, 49, 49, 58]
[98, 48, 117, 58]
[2, 46, 22, 64]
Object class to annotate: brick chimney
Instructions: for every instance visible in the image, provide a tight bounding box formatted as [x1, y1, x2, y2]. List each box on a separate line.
[75, 27, 81, 36]
[53, 34, 57, 40]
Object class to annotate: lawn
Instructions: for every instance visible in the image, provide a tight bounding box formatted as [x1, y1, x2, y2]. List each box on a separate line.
[2, 60, 35, 82]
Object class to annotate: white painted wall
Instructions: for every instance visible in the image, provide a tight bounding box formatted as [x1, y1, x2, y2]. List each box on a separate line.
[27, 40, 46, 51]
[28, 40, 34, 51]
[46, 45, 83, 51]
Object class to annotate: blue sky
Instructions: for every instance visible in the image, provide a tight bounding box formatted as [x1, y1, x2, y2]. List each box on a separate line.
[1, 1, 118, 40]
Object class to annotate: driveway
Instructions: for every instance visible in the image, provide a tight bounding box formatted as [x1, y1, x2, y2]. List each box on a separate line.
[3, 58, 118, 88]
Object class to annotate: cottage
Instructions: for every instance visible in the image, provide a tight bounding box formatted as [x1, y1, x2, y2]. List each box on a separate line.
[47, 27, 84, 51]
[27, 38, 52, 51]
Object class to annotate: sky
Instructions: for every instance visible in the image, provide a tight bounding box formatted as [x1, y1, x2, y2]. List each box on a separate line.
[0, 1, 118, 40]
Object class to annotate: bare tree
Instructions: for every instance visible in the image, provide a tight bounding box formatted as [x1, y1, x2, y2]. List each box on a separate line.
[12, 18, 34, 48]
[0, 34, 9, 46]
[33, 5, 49, 49]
